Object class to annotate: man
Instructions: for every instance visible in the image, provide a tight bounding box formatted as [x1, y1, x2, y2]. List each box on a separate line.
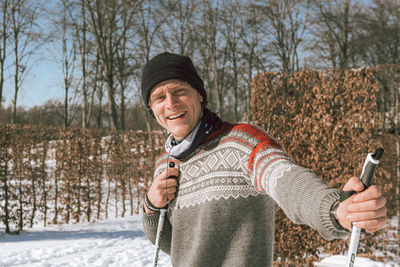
[141, 52, 387, 266]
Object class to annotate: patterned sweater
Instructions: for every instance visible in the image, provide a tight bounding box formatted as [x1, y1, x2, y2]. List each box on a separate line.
[142, 122, 348, 267]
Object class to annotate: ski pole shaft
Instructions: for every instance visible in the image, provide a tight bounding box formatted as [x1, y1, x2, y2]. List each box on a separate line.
[152, 161, 175, 267]
[345, 148, 384, 267]
[153, 208, 167, 267]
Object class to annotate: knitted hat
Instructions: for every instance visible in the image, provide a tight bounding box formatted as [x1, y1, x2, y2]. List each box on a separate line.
[141, 52, 207, 107]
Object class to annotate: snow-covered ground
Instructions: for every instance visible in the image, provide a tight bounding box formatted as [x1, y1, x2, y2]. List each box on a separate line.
[0, 214, 172, 267]
[1, 213, 398, 267]
[1, 140, 397, 266]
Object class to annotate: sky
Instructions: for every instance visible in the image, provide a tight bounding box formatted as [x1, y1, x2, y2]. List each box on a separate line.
[0, 0, 379, 110]
[0, 0, 66, 109]
[2, 57, 63, 109]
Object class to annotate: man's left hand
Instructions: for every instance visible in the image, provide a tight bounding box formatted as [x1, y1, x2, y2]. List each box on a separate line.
[336, 177, 387, 232]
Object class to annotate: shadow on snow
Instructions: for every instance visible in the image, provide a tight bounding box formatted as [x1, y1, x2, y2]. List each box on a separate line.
[0, 228, 145, 243]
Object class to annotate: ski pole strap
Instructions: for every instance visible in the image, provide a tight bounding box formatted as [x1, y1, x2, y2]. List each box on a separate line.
[145, 193, 167, 212]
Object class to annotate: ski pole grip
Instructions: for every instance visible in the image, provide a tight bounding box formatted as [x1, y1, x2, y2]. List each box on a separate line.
[339, 148, 384, 202]
[168, 161, 179, 179]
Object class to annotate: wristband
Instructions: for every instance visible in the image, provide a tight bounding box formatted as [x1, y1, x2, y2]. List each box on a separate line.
[330, 200, 349, 232]
[145, 193, 166, 212]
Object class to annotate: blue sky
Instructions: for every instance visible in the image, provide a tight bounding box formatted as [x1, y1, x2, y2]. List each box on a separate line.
[1, 0, 376, 109]
[2, 57, 62, 108]
[2, 0, 67, 109]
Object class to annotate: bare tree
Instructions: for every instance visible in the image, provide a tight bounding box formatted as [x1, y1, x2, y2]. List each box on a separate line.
[115, 0, 136, 130]
[221, 1, 243, 121]
[355, 0, 400, 66]
[309, 0, 363, 70]
[136, 0, 163, 62]
[85, 0, 117, 129]
[253, 0, 308, 75]
[239, 0, 268, 122]
[93, 46, 105, 129]
[0, 0, 9, 114]
[9, 0, 43, 123]
[135, 0, 165, 135]
[198, 0, 228, 116]
[159, 0, 198, 56]
[55, 0, 77, 127]
[78, 0, 90, 129]
[85, 0, 141, 130]
[67, 0, 92, 129]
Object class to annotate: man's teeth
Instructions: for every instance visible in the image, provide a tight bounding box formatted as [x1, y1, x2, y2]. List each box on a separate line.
[169, 113, 185, 119]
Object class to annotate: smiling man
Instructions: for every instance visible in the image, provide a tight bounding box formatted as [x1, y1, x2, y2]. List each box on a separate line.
[149, 79, 204, 141]
[140, 52, 387, 267]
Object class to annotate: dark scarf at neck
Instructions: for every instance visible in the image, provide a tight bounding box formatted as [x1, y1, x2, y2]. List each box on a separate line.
[165, 108, 222, 159]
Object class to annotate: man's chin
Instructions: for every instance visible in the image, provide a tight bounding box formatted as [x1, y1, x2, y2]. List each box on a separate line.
[169, 128, 190, 141]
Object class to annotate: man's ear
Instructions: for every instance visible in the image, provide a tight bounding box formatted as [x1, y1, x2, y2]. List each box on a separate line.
[199, 93, 204, 103]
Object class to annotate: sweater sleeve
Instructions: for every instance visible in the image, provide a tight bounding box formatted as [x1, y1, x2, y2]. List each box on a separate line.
[141, 205, 172, 255]
[247, 133, 349, 240]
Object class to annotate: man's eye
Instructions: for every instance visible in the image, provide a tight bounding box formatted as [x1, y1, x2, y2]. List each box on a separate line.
[174, 89, 186, 96]
[153, 96, 165, 103]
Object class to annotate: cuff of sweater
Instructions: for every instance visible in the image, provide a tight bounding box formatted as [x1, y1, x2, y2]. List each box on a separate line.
[141, 203, 160, 226]
[319, 190, 350, 240]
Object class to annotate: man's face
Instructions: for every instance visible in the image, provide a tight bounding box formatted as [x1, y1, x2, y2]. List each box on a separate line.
[149, 79, 204, 140]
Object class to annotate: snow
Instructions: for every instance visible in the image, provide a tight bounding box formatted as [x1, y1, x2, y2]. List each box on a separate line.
[0, 214, 172, 267]
[2, 137, 398, 266]
[314, 255, 393, 267]
[0, 213, 398, 267]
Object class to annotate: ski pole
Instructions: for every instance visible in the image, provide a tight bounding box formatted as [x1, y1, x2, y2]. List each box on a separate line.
[152, 161, 176, 267]
[152, 208, 167, 267]
[343, 148, 384, 267]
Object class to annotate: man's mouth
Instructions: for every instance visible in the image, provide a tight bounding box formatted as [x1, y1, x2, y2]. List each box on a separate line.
[168, 112, 186, 120]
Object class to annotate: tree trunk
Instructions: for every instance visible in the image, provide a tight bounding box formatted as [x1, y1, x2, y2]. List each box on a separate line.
[11, 5, 19, 124]
[0, 0, 8, 115]
[96, 137, 103, 220]
[12, 58, 18, 123]
[128, 175, 133, 216]
[17, 156, 23, 233]
[76, 144, 82, 223]
[41, 142, 48, 227]
[86, 165, 92, 222]
[114, 178, 118, 218]
[2, 147, 10, 233]
[80, 0, 88, 129]
[105, 171, 111, 219]
[120, 96, 125, 130]
[53, 162, 59, 225]
[105, 73, 119, 130]
[64, 81, 68, 127]
[28, 149, 37, 228]
[66, 158, 72, 224]
[121, 178, 126, 217]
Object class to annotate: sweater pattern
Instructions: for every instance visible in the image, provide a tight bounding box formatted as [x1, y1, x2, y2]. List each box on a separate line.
[154, 123, 293, 210]
[143, 122, 348, 267]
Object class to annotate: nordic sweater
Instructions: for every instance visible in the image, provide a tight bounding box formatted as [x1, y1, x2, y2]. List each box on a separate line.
[142, 122, 348, 267]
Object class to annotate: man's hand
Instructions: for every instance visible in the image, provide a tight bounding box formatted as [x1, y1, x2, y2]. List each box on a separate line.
[336, 177, 387, 232]
[144, 167, 179, 214]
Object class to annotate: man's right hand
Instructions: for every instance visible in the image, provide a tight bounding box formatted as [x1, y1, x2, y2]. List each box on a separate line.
[144, 167, 179, 214]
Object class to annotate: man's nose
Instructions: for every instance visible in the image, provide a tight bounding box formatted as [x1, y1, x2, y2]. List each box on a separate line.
[165, 93, 178, 107]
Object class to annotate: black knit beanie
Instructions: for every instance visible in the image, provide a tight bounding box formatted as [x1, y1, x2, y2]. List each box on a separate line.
[141, 52, 207, 107]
